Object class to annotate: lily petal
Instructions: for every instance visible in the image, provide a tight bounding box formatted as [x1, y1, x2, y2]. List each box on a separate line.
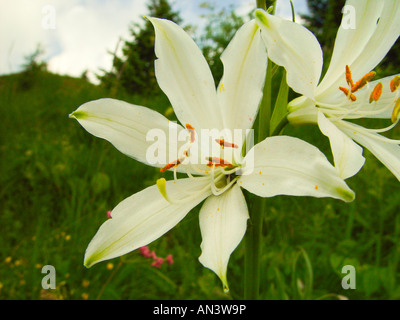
[317, 112, 365, 179]
[316, 0, 400, 101]
[340, 121, 400, 181]
[84, 177, 211, 268]
[255, 9, 323, 100]
[70, 98, 192, 172]
[239, 136, 355, 202]
[149, 17, 222, 130]
[217, 19, 267, 132]
[350, 0, 400, 79]
[198, 184, 249, 292]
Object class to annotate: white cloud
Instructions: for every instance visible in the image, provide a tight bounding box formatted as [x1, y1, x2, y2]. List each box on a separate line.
[47, 0, 148, 82]
[0, 0, 309, 83]
[0, 0, 53, 74]
[0, 0, 147, 82]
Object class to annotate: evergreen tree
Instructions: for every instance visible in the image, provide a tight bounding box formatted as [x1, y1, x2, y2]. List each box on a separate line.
[301, 0, 344, 74]
[99, 0, 183, 94]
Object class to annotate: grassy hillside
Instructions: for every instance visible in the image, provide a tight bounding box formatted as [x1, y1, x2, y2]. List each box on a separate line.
[0, 70, 399, 300]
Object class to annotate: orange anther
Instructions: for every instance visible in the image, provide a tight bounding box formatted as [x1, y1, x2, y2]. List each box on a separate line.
[369, 82, 383, 104]
[206, 157, 233, 168]
[345, 65, 354, 88]
[215, 139, 239, 149]
[390, 76, 400, 93]
[339, 86, 357, 102]
[160, 158, 185, 173]
[351, 71, 376, 93]
[185, 124, 195, 143]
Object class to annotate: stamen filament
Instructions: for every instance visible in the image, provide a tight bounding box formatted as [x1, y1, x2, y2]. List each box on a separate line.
[211, 176, 240, 196]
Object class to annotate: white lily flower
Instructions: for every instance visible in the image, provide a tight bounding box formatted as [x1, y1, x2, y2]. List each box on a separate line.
[70, 17, 354, 291]
[255, 0, 400, 180]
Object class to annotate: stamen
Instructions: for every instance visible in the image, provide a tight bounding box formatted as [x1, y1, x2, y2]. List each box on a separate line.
[392, 99, 400, 124]
[345, 65, 354, 88]
[339, 87, 357, 102]
[185, 124, 196, 143]
[215, 139, 239, 149]
[369, 82, 383, 104]
[206, 157, 234, 168]
[351, 71, 376, 93]
[160, 157, 185, 173]
[390, 76, 400, 92]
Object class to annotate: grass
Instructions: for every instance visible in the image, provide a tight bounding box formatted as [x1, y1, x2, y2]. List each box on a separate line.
[0, 69, 399, 300]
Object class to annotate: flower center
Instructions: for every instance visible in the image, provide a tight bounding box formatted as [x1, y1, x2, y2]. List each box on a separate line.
[157, 124, 243, 203]
[316, 66, 400, 145]
[318, 66, 399, 123]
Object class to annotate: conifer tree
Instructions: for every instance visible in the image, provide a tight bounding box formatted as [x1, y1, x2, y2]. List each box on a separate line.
[99, 0, 182, 94]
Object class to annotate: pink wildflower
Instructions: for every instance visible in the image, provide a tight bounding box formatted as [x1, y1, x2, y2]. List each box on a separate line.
[166, 254, 174, 265]
[106, 211, 112, 219]
[139, 246, 152, 258]
[151, 257, 164, 269]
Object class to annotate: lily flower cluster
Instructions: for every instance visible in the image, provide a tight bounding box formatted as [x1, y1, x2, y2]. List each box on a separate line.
[69, 0, 399, 292]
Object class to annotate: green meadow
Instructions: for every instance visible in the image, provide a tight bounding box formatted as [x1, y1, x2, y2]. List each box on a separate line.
[1, 69, 399, 300]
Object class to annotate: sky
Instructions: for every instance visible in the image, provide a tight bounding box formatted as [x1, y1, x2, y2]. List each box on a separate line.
[0, 0, 309, 83]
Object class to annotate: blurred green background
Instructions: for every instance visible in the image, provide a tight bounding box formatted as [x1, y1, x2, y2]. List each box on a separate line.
[1, 0, 399, 300]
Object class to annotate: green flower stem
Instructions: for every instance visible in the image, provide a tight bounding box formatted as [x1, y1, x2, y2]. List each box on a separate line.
[256, 0, 267, 10]
[243, 1, 276, 299]
[244, 194, 266, 299]
[243, 75, 272, 298]
[257, 59, 273, 142]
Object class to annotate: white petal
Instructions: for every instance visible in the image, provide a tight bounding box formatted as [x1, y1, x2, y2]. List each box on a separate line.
[149, 17, 222, 130]
[84, 177, 211, 267]
[339, 121, 400, 181]
[317, 0, 400, 101]
[217, 20, 268, 132]
[350, 0, 400, 78]
[287, 96, 318, 125]
[69, 98, 194, 172]
[317, 112, 365, 179]
[255, 9, 323, 100]
[198, 184, 249, 292]
[238, 136, 355, 202]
